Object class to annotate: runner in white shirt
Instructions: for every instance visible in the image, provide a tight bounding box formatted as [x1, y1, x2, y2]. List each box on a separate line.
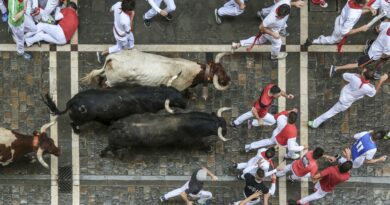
[337, 130, 388, 169]
[96, 0, 135, 64]
[233, 147, 277, 179]
[308, 70, 387, 128]
[306, 0, 369, 45]
[143, 0, 175, 28]
[214, 0, 247, 25]
[369, 0, 390, 18]
[328, 19, 390, 78]
[231, 2, 291, 60]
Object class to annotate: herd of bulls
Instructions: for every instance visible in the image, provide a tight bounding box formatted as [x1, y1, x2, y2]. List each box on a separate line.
[0, 50, 232, 168]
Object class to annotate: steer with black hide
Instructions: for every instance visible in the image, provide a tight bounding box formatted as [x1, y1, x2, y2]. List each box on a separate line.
[81, 49, 231, 99]
[42, 75, 188, 134]
[100, 107, 231, 158]
[0, 117, 60, 168]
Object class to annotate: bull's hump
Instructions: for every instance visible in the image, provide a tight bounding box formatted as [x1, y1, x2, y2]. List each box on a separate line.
[0, 128, 17, 147]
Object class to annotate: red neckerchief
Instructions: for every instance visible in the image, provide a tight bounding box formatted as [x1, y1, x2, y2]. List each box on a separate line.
[247, 32, 262, 52]
[348, 0, 364, 9]
[18, 0, 23, 3]
[387, 28, 390, 36]
[359, 76, 370, 88]
[367, 0, 376, 7]
[261, 151, 275, 169]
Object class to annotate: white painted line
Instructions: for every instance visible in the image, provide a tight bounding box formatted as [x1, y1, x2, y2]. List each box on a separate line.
[300, 1, 309, 44]
[278, 57, 287, 205]
[49, 51, 58, 205]
[300, 52, 309, 199]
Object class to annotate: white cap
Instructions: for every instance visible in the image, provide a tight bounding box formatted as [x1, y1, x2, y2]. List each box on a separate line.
[196, 169, 207, 181]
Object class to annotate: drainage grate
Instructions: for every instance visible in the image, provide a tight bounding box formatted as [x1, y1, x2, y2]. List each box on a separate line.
[59, 166, 72, 193]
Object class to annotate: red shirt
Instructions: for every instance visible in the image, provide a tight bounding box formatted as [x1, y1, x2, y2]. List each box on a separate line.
[292, 150, 318, 177]
[319, 166, 350, 192]
[253, 84, 275, 118]
[273, 111, 297, 146]
[59, 8, 79, 42]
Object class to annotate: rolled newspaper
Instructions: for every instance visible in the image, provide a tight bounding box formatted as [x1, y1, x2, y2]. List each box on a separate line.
[367, 10, 387, 28]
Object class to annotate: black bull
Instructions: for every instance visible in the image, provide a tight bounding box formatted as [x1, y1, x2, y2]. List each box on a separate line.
[42, 85, 188, 133]
[100, 108, 231, 157]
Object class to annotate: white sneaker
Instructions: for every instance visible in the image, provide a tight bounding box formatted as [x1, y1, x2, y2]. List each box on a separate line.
[245, 145, 251, 153]
[285, 153, 300, 160]
[320, 2, 328, 8]
[271, 52, 288, 60]
[231, 42, 240, 53]
[214, 9, 222, 24]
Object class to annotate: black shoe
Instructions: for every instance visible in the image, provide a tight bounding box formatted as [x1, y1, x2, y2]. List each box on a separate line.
[231, 163, 237, 169]
[230, 118, 237, 128]
[237, 174, 243, 180]
[160, 195, 166, 202]
[374, 70, 382, 80]
[363, 39, 374, 55]
[165, 13, 173, 21]
[304, 38, 312, 48]
[329, 65, 336, 78]
[143, 18, 151, 28]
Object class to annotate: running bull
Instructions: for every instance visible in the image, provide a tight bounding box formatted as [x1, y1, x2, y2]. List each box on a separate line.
[0, 117, 60, 168]
[42, 75, 188, 134]
[81, 49, 231, 98]
[100, 107, 231, 158]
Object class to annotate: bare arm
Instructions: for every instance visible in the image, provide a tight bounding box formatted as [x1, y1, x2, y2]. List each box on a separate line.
[280, 91, 294, 99]
[346, 24, 369, 36]
[202, 167, 218, 181]
[251, 107, 262, 122]
[376, 74, 388, 92]
[235, 0, 246, 9]
[259, 24, 280, 39]
[365, 156, 387, 164]
[180, 192, 193, 205]
[239, 191, 262, 205]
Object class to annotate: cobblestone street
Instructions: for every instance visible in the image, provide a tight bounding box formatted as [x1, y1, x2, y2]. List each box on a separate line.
[1, 0, 390, 204]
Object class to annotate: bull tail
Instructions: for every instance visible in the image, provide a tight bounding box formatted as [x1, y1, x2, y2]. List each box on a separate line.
[41, 94, 68, 115]
[80, 59, 111, 85]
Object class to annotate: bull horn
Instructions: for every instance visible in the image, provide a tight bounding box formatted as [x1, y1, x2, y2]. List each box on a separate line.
[214, 52, 229, 63]
[37, 148, 49, 169]
[164, 99, 174, 114]
[167, 71, 182, 87]
[213, 75, 230, 91]
[217, 127, 228, 141]
[40, 116, 58, 133]
[217, 107, 232, 117]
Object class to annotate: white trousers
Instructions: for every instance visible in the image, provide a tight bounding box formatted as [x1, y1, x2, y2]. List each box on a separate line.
[9, 23, 25, 54]
[217, 0, 244, 17]
[233, 192, 261, 205]
[313, 16, 344, 44]
[299, 182, 329, 204]
[109, 32, 135, 54]
[234, 111, 276, 127]
[0, 0, 6, 14]
[240, 35, 282, 56]
[144, 0, 176, 20]
[246, 135, 297, 158]
[164, 181, 212, 204]
[25, 23, 66, 46]
[312, 101, 350, 127]
[24, 14, 38, 34]
[276, 163, 311, 180]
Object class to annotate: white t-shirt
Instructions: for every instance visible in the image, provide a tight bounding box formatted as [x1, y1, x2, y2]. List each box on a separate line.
[371, 0, 390, 18]
[112, 1, 131, 41]
[368, 22, 390, 60]
[352, 131, 377, 168]
[338, 2, 363, 35]
[243, 148, 276, 177]
[339, 73, 376, 106]
[262, 0, 290, 33]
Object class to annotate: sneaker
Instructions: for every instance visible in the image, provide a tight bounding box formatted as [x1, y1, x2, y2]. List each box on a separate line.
[160, 195, 166, 202]
[247, 119, 253, 129]
[237, 174, 243, 180]
[271, 52, 288, 60]
[2, 12, 7, 22]
[320, 2, 328, 8]
[280, 28, 290, 37]
[307, 121, 318, 129]
[17, 52, 32, 60]
[287, 153, 300, 160]
[288, 175, 296, 183]
[257, 11, 266, 21]
[329, 65, 336, 78]
[231, 42, 240, 52]
[229, 118, 237, 128]
[384, 132, 390, 140]
[96, 51, 103, 64]
[214, 9, 222, 24]
[363, 39, 374, 55]
[143, 17, 151, 28]
[304, 38, 312, 48]
[244, 145, 251, 153]
[374, 70, 382, 80]
[165, 13, 173, 21]
[232, 163, 238, 169]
